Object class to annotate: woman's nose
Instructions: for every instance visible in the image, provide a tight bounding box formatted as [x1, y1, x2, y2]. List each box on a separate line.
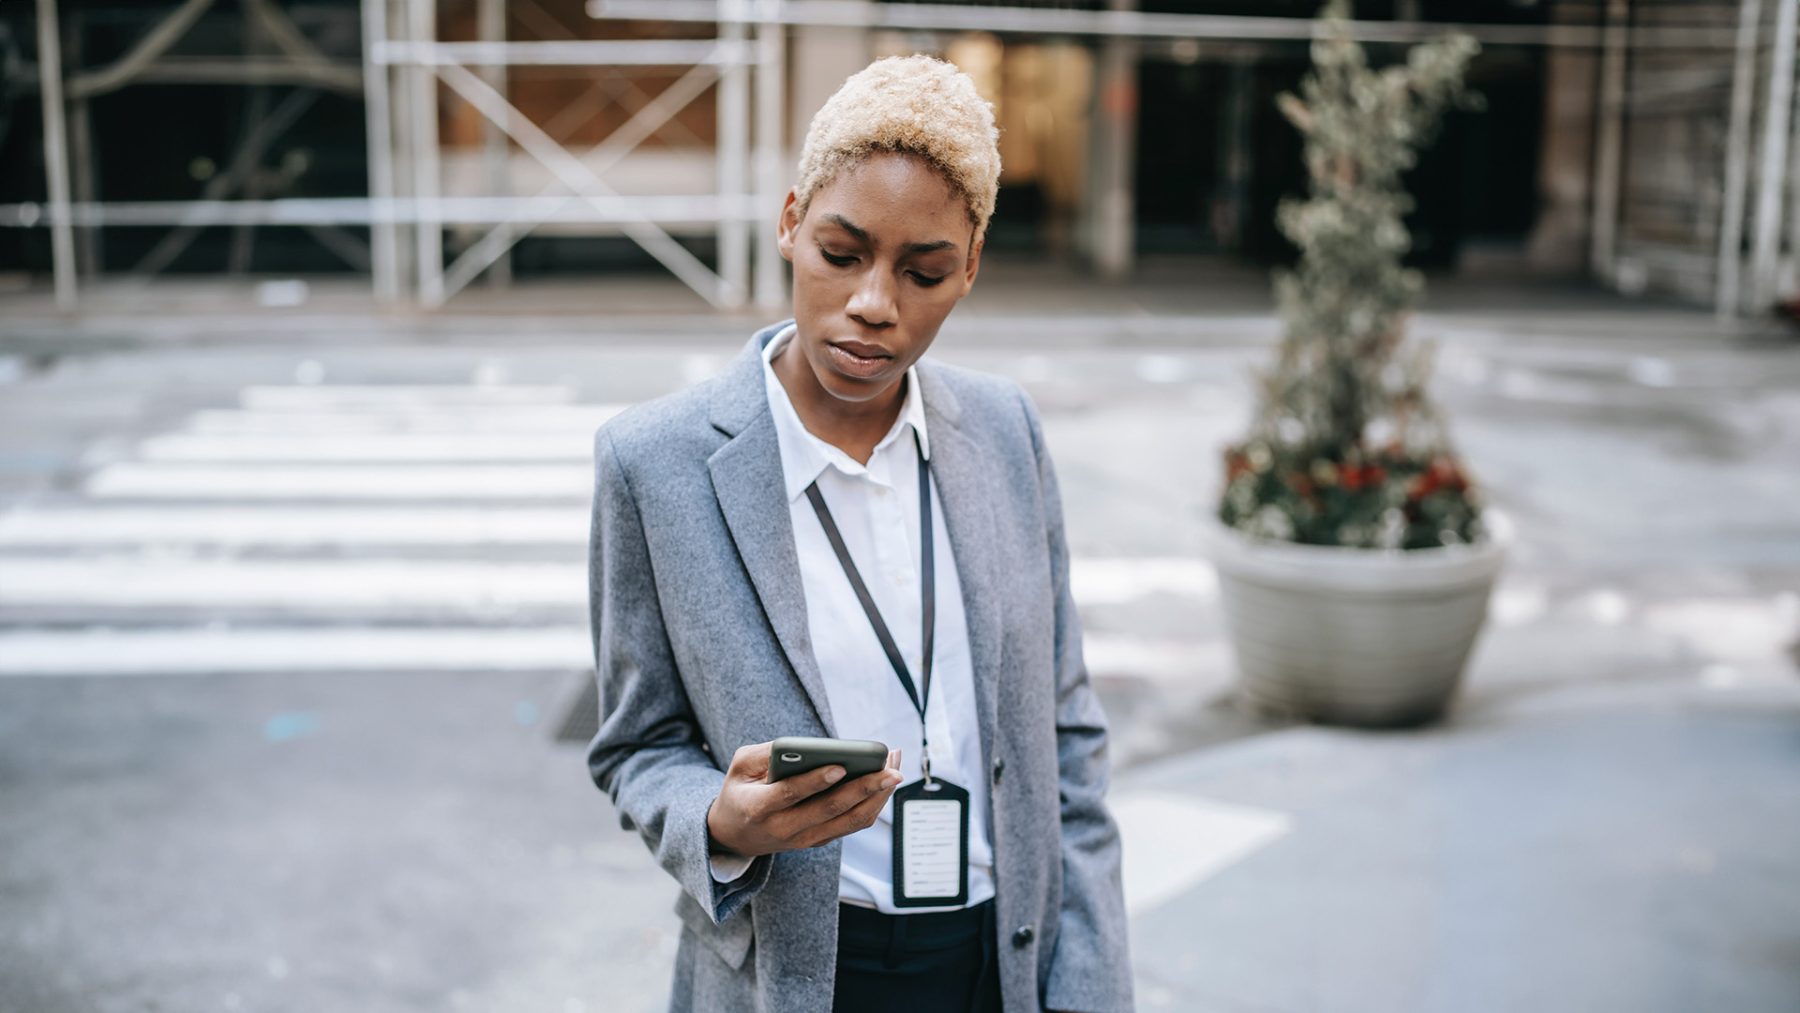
[845, 268, 898, 327]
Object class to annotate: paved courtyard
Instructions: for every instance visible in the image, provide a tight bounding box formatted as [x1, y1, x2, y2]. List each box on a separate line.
[1, 271, 1797, 1011]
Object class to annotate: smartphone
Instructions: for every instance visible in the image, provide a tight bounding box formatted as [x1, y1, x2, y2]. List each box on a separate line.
[766, 736, 889, 783]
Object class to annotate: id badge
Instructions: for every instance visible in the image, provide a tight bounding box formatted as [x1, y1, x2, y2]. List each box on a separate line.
[890, 777, 970, 908]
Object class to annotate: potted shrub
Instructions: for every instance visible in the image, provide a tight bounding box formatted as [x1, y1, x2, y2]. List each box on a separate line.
[1202, 0, 1512, 727]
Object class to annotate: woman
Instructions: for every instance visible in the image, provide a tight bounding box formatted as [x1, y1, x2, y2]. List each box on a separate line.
[586, 55, 1132, 1013]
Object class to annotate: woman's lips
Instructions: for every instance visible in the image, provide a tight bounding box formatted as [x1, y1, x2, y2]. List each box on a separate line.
[826, 340, 892, 379]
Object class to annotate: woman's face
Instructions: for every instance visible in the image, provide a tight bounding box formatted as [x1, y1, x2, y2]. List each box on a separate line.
[776, 151, 983, 407]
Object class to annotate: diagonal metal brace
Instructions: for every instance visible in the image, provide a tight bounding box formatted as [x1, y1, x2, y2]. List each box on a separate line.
[440, 59, 727, 302]
[432, 59, 737, 308]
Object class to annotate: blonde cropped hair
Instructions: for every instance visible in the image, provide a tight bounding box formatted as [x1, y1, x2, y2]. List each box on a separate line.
[793, 55, 1002, 240]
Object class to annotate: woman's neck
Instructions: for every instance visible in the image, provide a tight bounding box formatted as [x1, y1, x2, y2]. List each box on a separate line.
[773, 342, 906, 466]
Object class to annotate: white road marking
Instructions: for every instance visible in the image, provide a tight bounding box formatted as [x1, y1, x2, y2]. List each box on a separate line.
[0, 507, 588, 546]
[1071, 557, 1219, 604]
[1111, 790, 1292, 915]
[185, 405, 625, 434]
[1083, 636, 1230, 682]
[0, 558, 584, 608]
[238, 385, 578, 409]
[138, 432, 594, 462]
[0, 627, 591, 677]
[86, 463, 591, 499]
[0, 555, 1223, 618]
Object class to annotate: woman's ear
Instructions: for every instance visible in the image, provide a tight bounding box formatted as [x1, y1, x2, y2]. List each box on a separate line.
[958, 233, 984, 297]
[776, 190, 801, 263]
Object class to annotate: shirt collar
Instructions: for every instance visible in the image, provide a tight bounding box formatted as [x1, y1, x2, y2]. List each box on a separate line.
[761, 321, 930, 503]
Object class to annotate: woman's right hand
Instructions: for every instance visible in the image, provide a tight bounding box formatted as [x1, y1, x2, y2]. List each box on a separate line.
[706, 742, 903, 858]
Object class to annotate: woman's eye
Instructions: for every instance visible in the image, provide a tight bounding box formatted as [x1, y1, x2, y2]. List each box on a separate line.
[911, 273, 946, 287]
[819, 248, 856, 267]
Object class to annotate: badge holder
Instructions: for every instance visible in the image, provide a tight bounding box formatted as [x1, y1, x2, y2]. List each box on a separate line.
[891, 757, 969, 909]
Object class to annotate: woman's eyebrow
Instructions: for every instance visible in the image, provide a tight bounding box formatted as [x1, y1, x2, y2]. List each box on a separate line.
[901, 239, 957, 256]
[822, 214, 870, 243]
[822, 213, 957, 257]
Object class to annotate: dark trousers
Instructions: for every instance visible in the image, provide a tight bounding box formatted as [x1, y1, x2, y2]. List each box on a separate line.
[833, 899, 1003, 1013]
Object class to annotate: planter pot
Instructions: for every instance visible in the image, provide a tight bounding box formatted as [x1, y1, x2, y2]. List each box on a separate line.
[1199, 508, 1513, 727]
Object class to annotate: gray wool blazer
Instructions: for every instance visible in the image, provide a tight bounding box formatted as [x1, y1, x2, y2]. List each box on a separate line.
[586, 320, 1133, 1013]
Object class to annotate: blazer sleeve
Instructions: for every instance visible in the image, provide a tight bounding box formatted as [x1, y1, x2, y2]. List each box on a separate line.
[1019, 390, 1136, 1013]
[585, 427, 773, 924]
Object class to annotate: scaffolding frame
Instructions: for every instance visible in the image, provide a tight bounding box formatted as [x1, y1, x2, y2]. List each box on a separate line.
[22, 0, 370, 308]
[367, 0, 787, 308]
[11, 0, 789, 310]
[8, 0, 1797, 317]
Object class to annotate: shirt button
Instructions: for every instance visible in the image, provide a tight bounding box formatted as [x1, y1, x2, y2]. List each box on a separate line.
[1012, 925, 1035, 948]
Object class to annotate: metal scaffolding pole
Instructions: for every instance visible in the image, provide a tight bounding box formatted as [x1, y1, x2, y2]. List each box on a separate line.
[388, 0, 418, 297]
[753, 4, 786, 310]
[589, 0, 1742, 50]
[361, 0, 400, 302]
[35, 0, 78, 308]
[1751, 0, 1799, 311]
[1715, 0, 1762, 319]
[228, 3, 274, 274]
[66, 19, 102, 278]
[717, 0, 751, 308]
[1589, 0, 1628, 284]
[0, 196, 760, 227]
[409, 0, 443, 305]
[477, 0, 510, 288]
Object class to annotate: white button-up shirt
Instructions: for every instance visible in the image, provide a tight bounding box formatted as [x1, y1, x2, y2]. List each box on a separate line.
[710, 322, 996, 913]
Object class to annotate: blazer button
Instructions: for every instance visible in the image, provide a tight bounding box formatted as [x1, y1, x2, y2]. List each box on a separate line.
[992, 757, 1005, 783]
[1012, 925, 1034, 948]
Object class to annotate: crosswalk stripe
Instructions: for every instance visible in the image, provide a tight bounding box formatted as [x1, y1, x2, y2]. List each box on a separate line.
[0, 507, 588, 545]
[238, 384, 578, 409]
[1072, 558, 1219, 604]
[137, 432, 595, 462]
[0, 558, 584, 609]
[0, 629, 1229, 680]
[185, 406, 625, 434]
[86, 463, 592, 499]
[1082, 636, 1230, 681]
[0, 627, 591, 677]
[0, 556, 1220, 615]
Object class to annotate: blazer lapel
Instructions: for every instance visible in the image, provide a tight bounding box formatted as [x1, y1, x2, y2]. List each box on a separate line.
[707, 326, 837, 737]
[918, 365, 1004, 767]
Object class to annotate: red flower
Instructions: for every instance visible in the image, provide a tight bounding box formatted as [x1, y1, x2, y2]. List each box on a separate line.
[1341, 463, 1385, 492]
[1427, 456, 1468, 493]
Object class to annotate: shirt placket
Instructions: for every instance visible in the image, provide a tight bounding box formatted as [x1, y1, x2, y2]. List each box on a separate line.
[867, 462, 915, 660]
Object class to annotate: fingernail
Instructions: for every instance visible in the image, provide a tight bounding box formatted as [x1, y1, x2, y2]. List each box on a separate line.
[824, 766, 844, 783]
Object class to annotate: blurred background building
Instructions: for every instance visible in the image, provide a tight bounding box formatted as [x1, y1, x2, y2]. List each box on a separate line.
[0, 0, 1793, 317]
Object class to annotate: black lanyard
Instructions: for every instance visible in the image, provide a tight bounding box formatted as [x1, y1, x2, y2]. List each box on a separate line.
[803, 429, 938, 783]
